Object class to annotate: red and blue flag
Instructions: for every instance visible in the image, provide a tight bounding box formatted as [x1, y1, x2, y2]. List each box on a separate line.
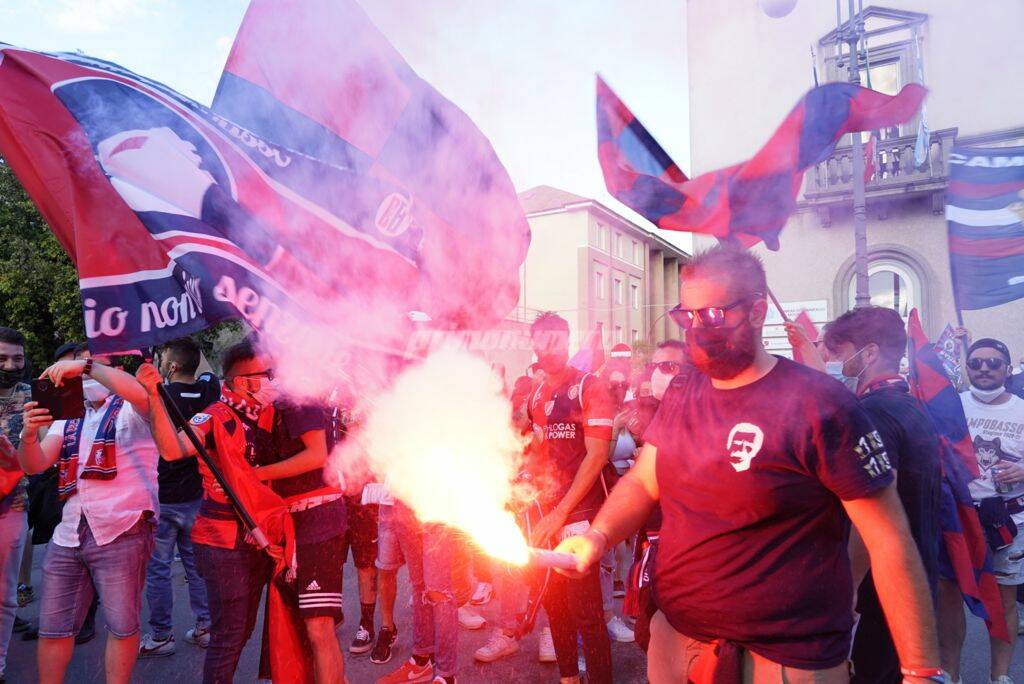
[907, 308, 1009, 642]
[946, 146, 1024, 311]
[0, 0, 529, 355]
[596, 77, 925, 249]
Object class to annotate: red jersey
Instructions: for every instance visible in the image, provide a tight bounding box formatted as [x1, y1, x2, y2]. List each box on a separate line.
[528, 366, 613, 522]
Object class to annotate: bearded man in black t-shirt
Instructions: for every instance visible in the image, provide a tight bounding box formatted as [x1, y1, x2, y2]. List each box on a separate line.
[821, 306, 942, 684]
[554, 245, 942, 684]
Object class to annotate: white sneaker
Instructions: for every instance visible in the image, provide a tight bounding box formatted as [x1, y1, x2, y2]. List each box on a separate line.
[606, 615, 635, 643]
[991, 677, 1014, 684]
[474, 629, 519, 662]
[457, 605, 485, 630]
[538, 626, 556, 663]
[139, 632, 176, 657]
[185, 624, 211, 648]
[470, 581, 494, 606]
[943, 673, 961, 684]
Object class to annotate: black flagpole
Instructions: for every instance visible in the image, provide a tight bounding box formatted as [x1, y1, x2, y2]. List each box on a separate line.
[156, 383, 270, 548]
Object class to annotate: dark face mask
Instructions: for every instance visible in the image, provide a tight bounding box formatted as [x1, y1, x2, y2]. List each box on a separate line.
[0, 367, 23, 390]
[687, 319, 758, 380]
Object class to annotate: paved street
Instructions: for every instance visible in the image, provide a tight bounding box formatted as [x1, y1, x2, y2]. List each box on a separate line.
[4, 548, 1020, 683]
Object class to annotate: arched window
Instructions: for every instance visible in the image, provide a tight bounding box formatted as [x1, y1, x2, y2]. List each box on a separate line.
[846, 258, 920, 320]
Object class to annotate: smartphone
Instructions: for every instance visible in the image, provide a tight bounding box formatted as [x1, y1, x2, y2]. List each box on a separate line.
[30, 377, 85, 421]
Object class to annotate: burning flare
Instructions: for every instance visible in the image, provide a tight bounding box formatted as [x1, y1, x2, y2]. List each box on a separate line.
[333, 347, 530, 565]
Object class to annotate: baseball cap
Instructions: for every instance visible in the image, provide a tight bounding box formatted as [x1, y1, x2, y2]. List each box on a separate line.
[967, 337, 1011, 364]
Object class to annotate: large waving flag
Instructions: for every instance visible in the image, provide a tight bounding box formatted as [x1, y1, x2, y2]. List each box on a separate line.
[596, 77, 925, 249]
[907, 309, 1008, 642]
[0, 2, 529, 354]
[946, 145, 1024, 311]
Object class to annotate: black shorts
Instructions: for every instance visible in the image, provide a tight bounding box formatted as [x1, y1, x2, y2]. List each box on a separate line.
[297, 534, 345, 621]
[341, 498, 378, 570]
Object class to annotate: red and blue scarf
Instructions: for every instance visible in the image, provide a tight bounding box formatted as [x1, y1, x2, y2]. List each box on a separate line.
[58, 396, 124, 501]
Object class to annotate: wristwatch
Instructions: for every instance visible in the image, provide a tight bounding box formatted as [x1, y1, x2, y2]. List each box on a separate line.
[82, 358, 94, 377]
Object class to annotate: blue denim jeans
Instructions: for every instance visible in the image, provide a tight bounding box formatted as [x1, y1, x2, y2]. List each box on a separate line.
[38, 517, 155, 638]
[146, 499, 210, 637]
[0, 509, 27, 677]
[379, 504, 459, 678]
[194, 542, 272, 684]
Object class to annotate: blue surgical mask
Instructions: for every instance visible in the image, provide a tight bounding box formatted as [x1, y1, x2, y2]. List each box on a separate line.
[825, 345, 870, 393]
[825, 361, 858, 392]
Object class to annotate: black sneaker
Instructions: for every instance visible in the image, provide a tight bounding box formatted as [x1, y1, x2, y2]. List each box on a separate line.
[350, 623, 374, 654]
[369, 625, 397, 664]
[12, 617, 28, 633]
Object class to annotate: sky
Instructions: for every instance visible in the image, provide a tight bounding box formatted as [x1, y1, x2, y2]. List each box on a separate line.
[0, 0, 692, 250]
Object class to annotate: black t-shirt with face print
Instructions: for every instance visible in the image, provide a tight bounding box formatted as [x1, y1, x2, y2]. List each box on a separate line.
[644, 357, 894, 669]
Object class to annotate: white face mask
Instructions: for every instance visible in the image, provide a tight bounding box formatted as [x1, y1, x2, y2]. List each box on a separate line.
[651, 369, 674, 400]
[248, 377, 280, 408]
[969, 385, 1005, 404]
[82, 378, 112, 403]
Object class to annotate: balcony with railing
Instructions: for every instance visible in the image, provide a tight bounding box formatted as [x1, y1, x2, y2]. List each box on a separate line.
[801, 126, 1024, 220]
[802, 127, 957, 213]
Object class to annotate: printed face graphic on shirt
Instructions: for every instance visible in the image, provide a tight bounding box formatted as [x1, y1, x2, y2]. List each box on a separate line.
[975, 435, 1019, 472]
[726, 422, 764, 472]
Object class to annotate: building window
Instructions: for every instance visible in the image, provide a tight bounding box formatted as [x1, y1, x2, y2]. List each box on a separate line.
[846, 258, 920, 321]
[631, 329, 640, 344]
[614, 278, 623, 305]
[820, 8, 927, 139]
[632, 240, 640, 265]
[616, 233, 625, 259]
[631, 283, 640, 309]
[595, 271, 605, 299]
[614, 325, 623, 344]
[598, 224, 610, 251]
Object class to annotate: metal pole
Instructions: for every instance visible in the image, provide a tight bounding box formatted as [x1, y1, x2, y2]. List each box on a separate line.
[847, 0, 871, 307]
[156, 383, 270, 548]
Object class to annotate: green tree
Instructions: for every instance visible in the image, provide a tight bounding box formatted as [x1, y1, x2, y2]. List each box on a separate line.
[0, 158, 84, 371]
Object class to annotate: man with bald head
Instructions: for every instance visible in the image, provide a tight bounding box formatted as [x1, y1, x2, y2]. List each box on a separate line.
[556, 244, 942, 683]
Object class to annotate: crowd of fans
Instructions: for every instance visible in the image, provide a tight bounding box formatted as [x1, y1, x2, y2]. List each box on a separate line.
[0, 245, 1021, 683]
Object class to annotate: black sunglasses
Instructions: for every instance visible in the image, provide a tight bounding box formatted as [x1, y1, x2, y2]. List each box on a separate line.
[645, 361, 681, 375]
[668, 293, 763, 330]
[236, 368, 276, 381]
[967, 358, 1006, 371]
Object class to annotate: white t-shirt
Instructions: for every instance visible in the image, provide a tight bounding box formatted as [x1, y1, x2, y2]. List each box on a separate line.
[50, 397, 159, 547]
[960, 391, 1024, 501]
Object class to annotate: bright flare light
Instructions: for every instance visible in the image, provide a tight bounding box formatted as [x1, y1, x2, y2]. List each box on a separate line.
[345, 347, 530, 566]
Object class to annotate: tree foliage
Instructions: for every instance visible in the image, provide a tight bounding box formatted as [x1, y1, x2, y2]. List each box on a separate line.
[0, 158, 84, 371]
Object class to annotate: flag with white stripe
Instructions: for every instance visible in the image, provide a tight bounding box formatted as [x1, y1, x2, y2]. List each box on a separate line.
[946, 146, 1024, 311]
[0, 4, 529, 354]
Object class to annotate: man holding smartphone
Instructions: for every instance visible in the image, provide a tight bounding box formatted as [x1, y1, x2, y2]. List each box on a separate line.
[17, 349, 158, 684]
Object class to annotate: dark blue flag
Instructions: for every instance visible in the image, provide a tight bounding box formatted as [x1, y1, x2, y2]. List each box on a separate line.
[947, 146, 1024, 311]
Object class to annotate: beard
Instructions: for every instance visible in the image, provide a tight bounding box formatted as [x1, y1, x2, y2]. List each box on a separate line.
[687, 322, 759, 380]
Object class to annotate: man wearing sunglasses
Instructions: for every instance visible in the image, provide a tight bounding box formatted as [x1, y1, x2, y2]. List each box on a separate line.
[140, 340, 346, 684]
[945, 337, 1024, 684]
[555, 245, 941, 683]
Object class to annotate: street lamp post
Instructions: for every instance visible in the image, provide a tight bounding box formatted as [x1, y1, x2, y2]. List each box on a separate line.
[838, 0, 871, 308]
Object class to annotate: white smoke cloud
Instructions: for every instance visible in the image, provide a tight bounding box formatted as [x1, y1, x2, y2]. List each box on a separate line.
[328, 347, 530, 564]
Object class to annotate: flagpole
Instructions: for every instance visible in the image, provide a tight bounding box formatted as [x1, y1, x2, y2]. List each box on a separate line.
[156, 383, 270, 549]
[842, 0, 871, 308]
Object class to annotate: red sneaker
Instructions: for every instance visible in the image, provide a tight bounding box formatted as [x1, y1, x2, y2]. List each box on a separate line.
[376, 657, 434, 684]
